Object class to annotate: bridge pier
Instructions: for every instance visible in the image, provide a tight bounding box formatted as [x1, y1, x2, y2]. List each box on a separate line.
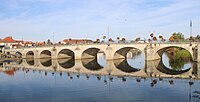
[105, 47, 115, 60]
[51, 48, 57, 59]
[34, 50, 40, 59]
[74, 50, 82, 60]
[145, 45, 160, 61]
[194, 44, 200, 62]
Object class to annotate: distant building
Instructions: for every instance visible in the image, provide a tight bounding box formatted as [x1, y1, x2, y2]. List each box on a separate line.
[0, 36, 34, 48]
[35, 42, 46, 46]
[62, 39, 93, 44]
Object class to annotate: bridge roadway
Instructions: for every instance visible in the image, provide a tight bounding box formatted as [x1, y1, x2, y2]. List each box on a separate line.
[3, 42, 200, 61]
[1, 58, 200, 79]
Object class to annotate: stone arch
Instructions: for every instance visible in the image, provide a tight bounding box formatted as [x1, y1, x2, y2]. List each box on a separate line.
[40, 50, 51, 58]
[156, 46, 193, 60]
[114, 47, 143, 59]
[26, 51, 34, 58]
[82, 47, 103, 59]
[57, 49, 74, 59]
[15, 51, 22, 58]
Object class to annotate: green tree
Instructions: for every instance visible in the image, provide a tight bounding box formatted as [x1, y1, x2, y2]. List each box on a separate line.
[169, 32, 184, 42]
[121, 38, 126, 43]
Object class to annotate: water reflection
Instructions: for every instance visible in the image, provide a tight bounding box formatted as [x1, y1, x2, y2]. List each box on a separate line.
[162, 52, 192, 71]
[1, 53, 200, 102]
[26, 58, 34, 66]
[58, 58, 75, 69]
[113, 59, 140, 73]
[82, 58, 103, 71]
[157, 58, 191, 75]
[1, 57, 199, 79]
[40, 58, 52, 67]
[127, 51, 145, 69]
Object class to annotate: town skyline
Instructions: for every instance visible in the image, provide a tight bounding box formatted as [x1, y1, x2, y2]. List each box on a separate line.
[0, 0, 200, 42]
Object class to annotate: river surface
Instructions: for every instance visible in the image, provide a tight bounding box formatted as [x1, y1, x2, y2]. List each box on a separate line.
[0, 52, 200, 102]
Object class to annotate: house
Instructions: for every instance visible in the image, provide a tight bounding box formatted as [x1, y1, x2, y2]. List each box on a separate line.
[0, 36, 19, 48]
[62, 39, 93, 44]
[0, 36, 34, 48]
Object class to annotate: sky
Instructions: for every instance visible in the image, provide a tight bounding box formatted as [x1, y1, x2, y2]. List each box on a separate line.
[0, 0, 200, 42]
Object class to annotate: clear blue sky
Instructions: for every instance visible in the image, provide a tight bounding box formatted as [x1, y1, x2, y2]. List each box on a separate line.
[0, 0, 200, 42]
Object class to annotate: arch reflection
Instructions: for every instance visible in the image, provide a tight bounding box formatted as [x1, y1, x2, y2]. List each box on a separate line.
[113, 59, 140, 73]
[40, 58, 52, 67]
[2, 57, 198, 79]
[26, 59, 34, 66]
[82, 58, 103, 71]
[16, 59, 23, 65]
[156, 59, 191, 75]
[58, 58, 75, 69]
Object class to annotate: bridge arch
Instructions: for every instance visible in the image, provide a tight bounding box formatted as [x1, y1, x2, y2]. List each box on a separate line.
[26, 51, 34, 58]
[57, 49, 74, 59]
[81, 47, 102, 59]
[156, 46, 193, 60]
[114, 47, 144, 59]
[40, 50, 51, 58]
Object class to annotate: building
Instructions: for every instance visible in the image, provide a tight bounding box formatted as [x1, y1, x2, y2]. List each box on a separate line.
[0, 36, 34, 48]
[62, 39, 93, 44]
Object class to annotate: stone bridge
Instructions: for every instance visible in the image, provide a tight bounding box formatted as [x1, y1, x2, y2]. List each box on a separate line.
[3, 43, 200, 61]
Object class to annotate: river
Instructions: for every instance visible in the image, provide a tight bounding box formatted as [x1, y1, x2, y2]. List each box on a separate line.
[0, 52, 200, 102]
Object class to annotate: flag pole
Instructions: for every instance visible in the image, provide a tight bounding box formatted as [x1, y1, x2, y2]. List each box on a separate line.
[190, 20, 192, 46]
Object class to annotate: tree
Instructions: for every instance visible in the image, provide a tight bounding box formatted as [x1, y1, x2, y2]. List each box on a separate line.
[121, 38, 126, 43]
[103, 35, 106, 39]
[95, 39, 100, 43]
[195, 35, 200, 42]
[109, 38, 114, 42]
[150, 33, 154, 38]
[169, 32, 184, 42]
[148, 38, 151, 42]
[135, 37, 141, 42]
[117, 37, 120, 40]
[47, 39, 51, 45]
[153, 37, 157, 42]
[169, 36, 174, 42]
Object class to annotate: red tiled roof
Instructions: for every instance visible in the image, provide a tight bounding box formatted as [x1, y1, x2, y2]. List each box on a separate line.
[0, 36, 16, 43]
[3, 70, 14, 76]
[0, 36, 35, 44]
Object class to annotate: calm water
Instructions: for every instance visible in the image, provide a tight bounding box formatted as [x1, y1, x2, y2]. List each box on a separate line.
[0, 52, 200, 102]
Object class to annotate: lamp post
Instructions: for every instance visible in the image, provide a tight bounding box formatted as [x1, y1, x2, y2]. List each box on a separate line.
[53, 32, 55, 45]
[190, 20, 192, 46]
